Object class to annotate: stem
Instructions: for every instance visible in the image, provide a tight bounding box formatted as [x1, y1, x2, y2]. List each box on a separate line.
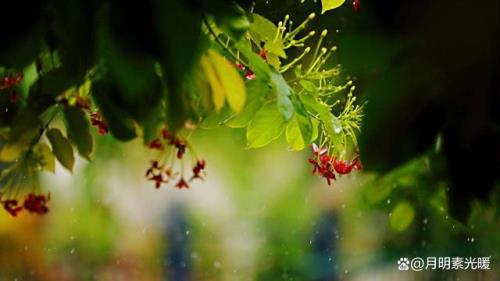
[202, 16, 250, 69]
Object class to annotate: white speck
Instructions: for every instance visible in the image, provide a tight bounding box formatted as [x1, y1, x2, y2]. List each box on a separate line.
[213, 261, 222, 269]
[387, 199, 391, 204]
[186, 230, 190, 236]
[70, 248, 75, 255]
[423, 218, 428, 224]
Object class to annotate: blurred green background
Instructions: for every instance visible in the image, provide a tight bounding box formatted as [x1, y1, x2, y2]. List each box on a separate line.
[1, 0, 499, 280]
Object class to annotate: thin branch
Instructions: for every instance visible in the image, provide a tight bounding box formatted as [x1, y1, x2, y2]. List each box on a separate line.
[202, 16, 251, 69]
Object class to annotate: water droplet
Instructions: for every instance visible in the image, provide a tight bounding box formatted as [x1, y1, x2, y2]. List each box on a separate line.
[186, 230, 190, 236]
[471, 237, 475, 243]
[334, 127, 341, 134]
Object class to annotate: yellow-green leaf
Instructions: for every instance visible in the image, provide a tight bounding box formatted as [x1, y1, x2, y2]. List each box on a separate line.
[321, 0, 346, 13]
[46, 128, 75, 172]
[286, 115, 305, 151]
[390, 201, 415, 232]
[200, 54, 225, 111]
[209, 50, 246, 113]
[264, 40, 287, 59]
[247, 103, 285, 148]
[310, 118, 320, 142]
[33, 142, 55, 173]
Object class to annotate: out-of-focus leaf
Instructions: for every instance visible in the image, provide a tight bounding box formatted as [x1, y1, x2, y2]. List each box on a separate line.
[214, 3, 250, 41]
[91, 81, 136, 141]
[28, 68, 78, 112]
[270, 71, 294, 121]
[63, 106, 93, 159]
[152, 0, 203, 132]
[226, 79, 270, 128]
[321, 0, 346, 14]
[390, 201, 416, 232]
[200, 105, 233, 129]
[200, 54, 225, 111]
[48, 0, 97, 79]
[247, 103, 285, 148]
[46, 128, 74, 172]
[33, 142, 55, 173]
[209, 50, 246, 113]
[0, 107, 42, 162]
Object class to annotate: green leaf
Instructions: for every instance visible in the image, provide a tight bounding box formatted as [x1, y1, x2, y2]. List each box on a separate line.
[64, 106, 93, 159]
[299, 94, 342, 141]
[246, 103, 285, 148]
[236, 40, 272, 81]
[33, 142, 55, 173]
[321, 0, 346, 13]
[250, 14, 278, 42]
[390, 201, 416, 232]
[299, 80, 317, 93]
[270, 71, 294, 121]
[214, 3, 250, 41]
[264, 40, 287, 59]
[286, 113, 312, 151]
[310, 118, 320, 142]
[208, 50, 246, 113]
[46, 128, 74, 172]
[28, 68, 78, 112]
[0, 107, 42, 162]
[226, 79, 270, 128]
[91, 80, 137, 141]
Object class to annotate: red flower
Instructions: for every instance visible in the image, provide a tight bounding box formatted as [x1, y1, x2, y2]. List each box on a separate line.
[175, 178, 189, 189]
[172, 139, 186, 159]
[9, 90, 19, 103]
[191, 159, 206, 181]
[0, 73, 23, 90]
[161, 128, 171, 140]
[259, 49, 268, 60]
[333, 156, 362, 175]
[3, 200, 23, 217]
[147, 139, 163, 150]
[235, 62, 245, 71]
[245, 70, 256, 80]
[90, 111, 109, 135]
[353, 0, 360, 12]
[23, 193, 49, 215]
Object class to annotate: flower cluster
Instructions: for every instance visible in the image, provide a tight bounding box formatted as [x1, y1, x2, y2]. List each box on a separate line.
[0, 73, 23, 90]
[145, 128, 206, 189]
[308, 143, 362, 185]
[235, 62, 255, 80]
[1, 192, 50, 217]
[90, 111, 109, 135]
